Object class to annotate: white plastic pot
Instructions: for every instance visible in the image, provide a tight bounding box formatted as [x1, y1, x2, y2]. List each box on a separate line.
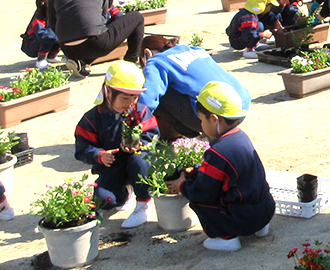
[153, 194, 199, 232]
[0, 154, 17, 195]
[38, 218, 100, 268]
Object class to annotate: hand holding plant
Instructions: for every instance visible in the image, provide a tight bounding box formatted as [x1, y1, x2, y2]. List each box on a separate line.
[122, 110, 143, 149]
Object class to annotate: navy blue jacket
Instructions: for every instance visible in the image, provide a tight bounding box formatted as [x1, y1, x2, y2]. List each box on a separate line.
[180, 127, 275, 238]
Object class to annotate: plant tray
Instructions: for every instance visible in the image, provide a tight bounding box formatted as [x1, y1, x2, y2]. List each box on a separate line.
[266, 170, 330, 218]
[14, 147, 34, 168]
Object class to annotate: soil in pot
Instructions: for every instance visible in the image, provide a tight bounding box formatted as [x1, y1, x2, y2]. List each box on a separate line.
[42, 216, 95, 230]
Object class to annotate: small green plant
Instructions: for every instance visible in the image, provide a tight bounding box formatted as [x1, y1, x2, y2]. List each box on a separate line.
[30, 174, 103, 229]
[188, 33, 203, 47]
[0, 67, 72, 102]
[0, 127, 19, 163]
[291, 48, 330, 73]
[138, 136, 209, 197]
[117, 0, 167, 12]
[287, 240, 330, 269]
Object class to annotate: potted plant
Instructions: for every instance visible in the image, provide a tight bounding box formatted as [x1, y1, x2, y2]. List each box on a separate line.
[278, 47, 330, 98]
[188, 32, 217, 55]
[115, 0, 168, 26]
[287, 240, 330, 269]
[139, 136, 209, 232]
[0, 67, 73, 128]
[122, 110, 143, 149]
[274, 12, 329, 48]
[30, 174, 103, 269]
[0, 127, 19, 195]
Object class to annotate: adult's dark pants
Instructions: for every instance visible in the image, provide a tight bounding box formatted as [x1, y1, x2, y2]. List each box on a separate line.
[60, 11, 144, 64]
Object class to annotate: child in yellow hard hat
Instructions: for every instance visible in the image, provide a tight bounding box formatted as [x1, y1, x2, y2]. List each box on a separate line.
[75, 60, 159, 228]
[226, 0, 288, 59]
[166, 81, 275, 251]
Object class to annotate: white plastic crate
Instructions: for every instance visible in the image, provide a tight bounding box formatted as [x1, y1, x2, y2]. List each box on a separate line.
[266, 170, 330, 218]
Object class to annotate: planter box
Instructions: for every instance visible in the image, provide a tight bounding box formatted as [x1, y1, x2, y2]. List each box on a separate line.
[278, 66, 330, 98]
[274, 23, 330, 48]
[140, 7, 167, 25]
[0, 83, 72, 128]
[92, 33, 180, 65]
[221, 0, 245, 12]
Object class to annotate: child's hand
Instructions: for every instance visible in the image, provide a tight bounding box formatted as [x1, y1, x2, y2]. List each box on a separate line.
[165, 172, 186, 194]
[120, 141, 142, 153]
[262, 29, 273, 39]
[101, 148, 119, 167]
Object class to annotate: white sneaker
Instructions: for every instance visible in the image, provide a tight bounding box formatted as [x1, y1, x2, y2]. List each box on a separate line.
[121, 201, 152, 228]
[116, 187, 135, 211]
[266, 36, 276, 44]
[0, 199, 15, 221]
[47, 56, 62, 63]
[203, 237, 242, 251]
[36, 59, 49, 69]
[255, 42, 270, 51]
[255, 224, 269, 238]
[243, 48, 258, 59]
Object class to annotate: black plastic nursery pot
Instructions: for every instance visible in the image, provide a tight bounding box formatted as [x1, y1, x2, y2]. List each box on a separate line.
[297, 174, 318, 203]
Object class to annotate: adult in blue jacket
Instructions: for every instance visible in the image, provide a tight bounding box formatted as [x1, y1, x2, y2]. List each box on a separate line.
[138, 35, 252, 141]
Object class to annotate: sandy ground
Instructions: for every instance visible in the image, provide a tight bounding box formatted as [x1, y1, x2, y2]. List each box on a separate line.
[1, 0, 330, 269]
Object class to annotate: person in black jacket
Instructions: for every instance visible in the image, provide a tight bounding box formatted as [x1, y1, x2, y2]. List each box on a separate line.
[48, 0, 144, 78]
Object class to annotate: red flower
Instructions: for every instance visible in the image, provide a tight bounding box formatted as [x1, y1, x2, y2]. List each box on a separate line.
[315, 58, 319, 62]
[287, 248, 298, 258]
[303, 243, 311, 247]
[90, 204, 97, 208]
[83, 196, 92, 203]
[0, 96, 4, 100]
[13, 88, 21, 93]
[87, 183, 98, 187]
[125, 110, 141, 127]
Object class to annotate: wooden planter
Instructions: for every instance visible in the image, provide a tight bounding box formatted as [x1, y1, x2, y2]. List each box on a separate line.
[278, 67, 330, 98]
[221, 0, 245, 12]
[0, 83, 72, 128]
[274, 24, 330, 48]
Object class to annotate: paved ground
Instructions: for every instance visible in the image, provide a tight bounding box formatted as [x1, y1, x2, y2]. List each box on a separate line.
[1, 0, 330, 269]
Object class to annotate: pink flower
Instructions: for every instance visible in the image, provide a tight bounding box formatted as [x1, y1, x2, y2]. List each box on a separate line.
[87, 183, 98, 187]
[287, 248, 298, 258]
[83, 196, 92, 203]
[13, 88, 21, 93]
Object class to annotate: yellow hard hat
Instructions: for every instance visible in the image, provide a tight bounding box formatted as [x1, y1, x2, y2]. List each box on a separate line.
[197, 81, 248, 119]
[244, 0, 279, 14]
[94, 60, 146, 105]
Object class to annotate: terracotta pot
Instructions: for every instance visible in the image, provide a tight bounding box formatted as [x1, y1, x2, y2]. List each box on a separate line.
[38, 218, 100, 268]
[0, 83, 72, 128]
[274, 24, 329, 48]
[221, 0, 246, 12]
[278, 66, 330, 98]
[139, 7, 168, 25]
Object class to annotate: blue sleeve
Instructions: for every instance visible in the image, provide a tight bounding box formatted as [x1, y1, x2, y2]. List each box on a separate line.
[34, 23, 58, 45]
[139, 61, 170, 112]
[74, 112, 104, 165]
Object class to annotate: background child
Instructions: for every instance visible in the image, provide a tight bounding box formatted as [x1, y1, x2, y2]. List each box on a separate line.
[20, 0, 61, 69]
[309, 0, 329, 25]
[74, 60, 159, 228]
[226, 0, 286, 59]
[166, 81, 275, 251]
[0, 182, 15, 221]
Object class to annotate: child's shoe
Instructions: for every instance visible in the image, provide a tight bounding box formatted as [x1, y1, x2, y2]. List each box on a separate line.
[243, 48, 258, 59]
[66, 59, 90, 78]
[36, 59, 49, 69]
[0, 199, 15, 221]
[255, 42, 270, 51]
[47, 56, 63, 63]
[121, 201, 152, 228]
[116, 186, 135, 211]
[203, 237, 242, 251]
[255, 224, 269, 238]
[266, 36, 276, 44]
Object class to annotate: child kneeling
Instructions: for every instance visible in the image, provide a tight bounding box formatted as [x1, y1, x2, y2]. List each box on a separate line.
[166, 81, 275, 251]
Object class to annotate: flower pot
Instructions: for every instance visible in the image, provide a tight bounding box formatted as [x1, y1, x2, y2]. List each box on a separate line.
[38, 218, 100, 268]
[0, 83, 72, 128]
[221, 0, 246, 12]
[274, 24, 329, 48]
[139, 7, 168, 25]
[122, 135, 139, 149]
[0, 154, 17, 195]
[10, 132, 30, 154]
[278, 66, 330, 98]
[153, 194, 199, 232]
[297, 174, 318, 202]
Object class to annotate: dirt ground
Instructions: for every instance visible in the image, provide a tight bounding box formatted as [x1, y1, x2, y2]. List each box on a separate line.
[1, 0, 330, 269]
